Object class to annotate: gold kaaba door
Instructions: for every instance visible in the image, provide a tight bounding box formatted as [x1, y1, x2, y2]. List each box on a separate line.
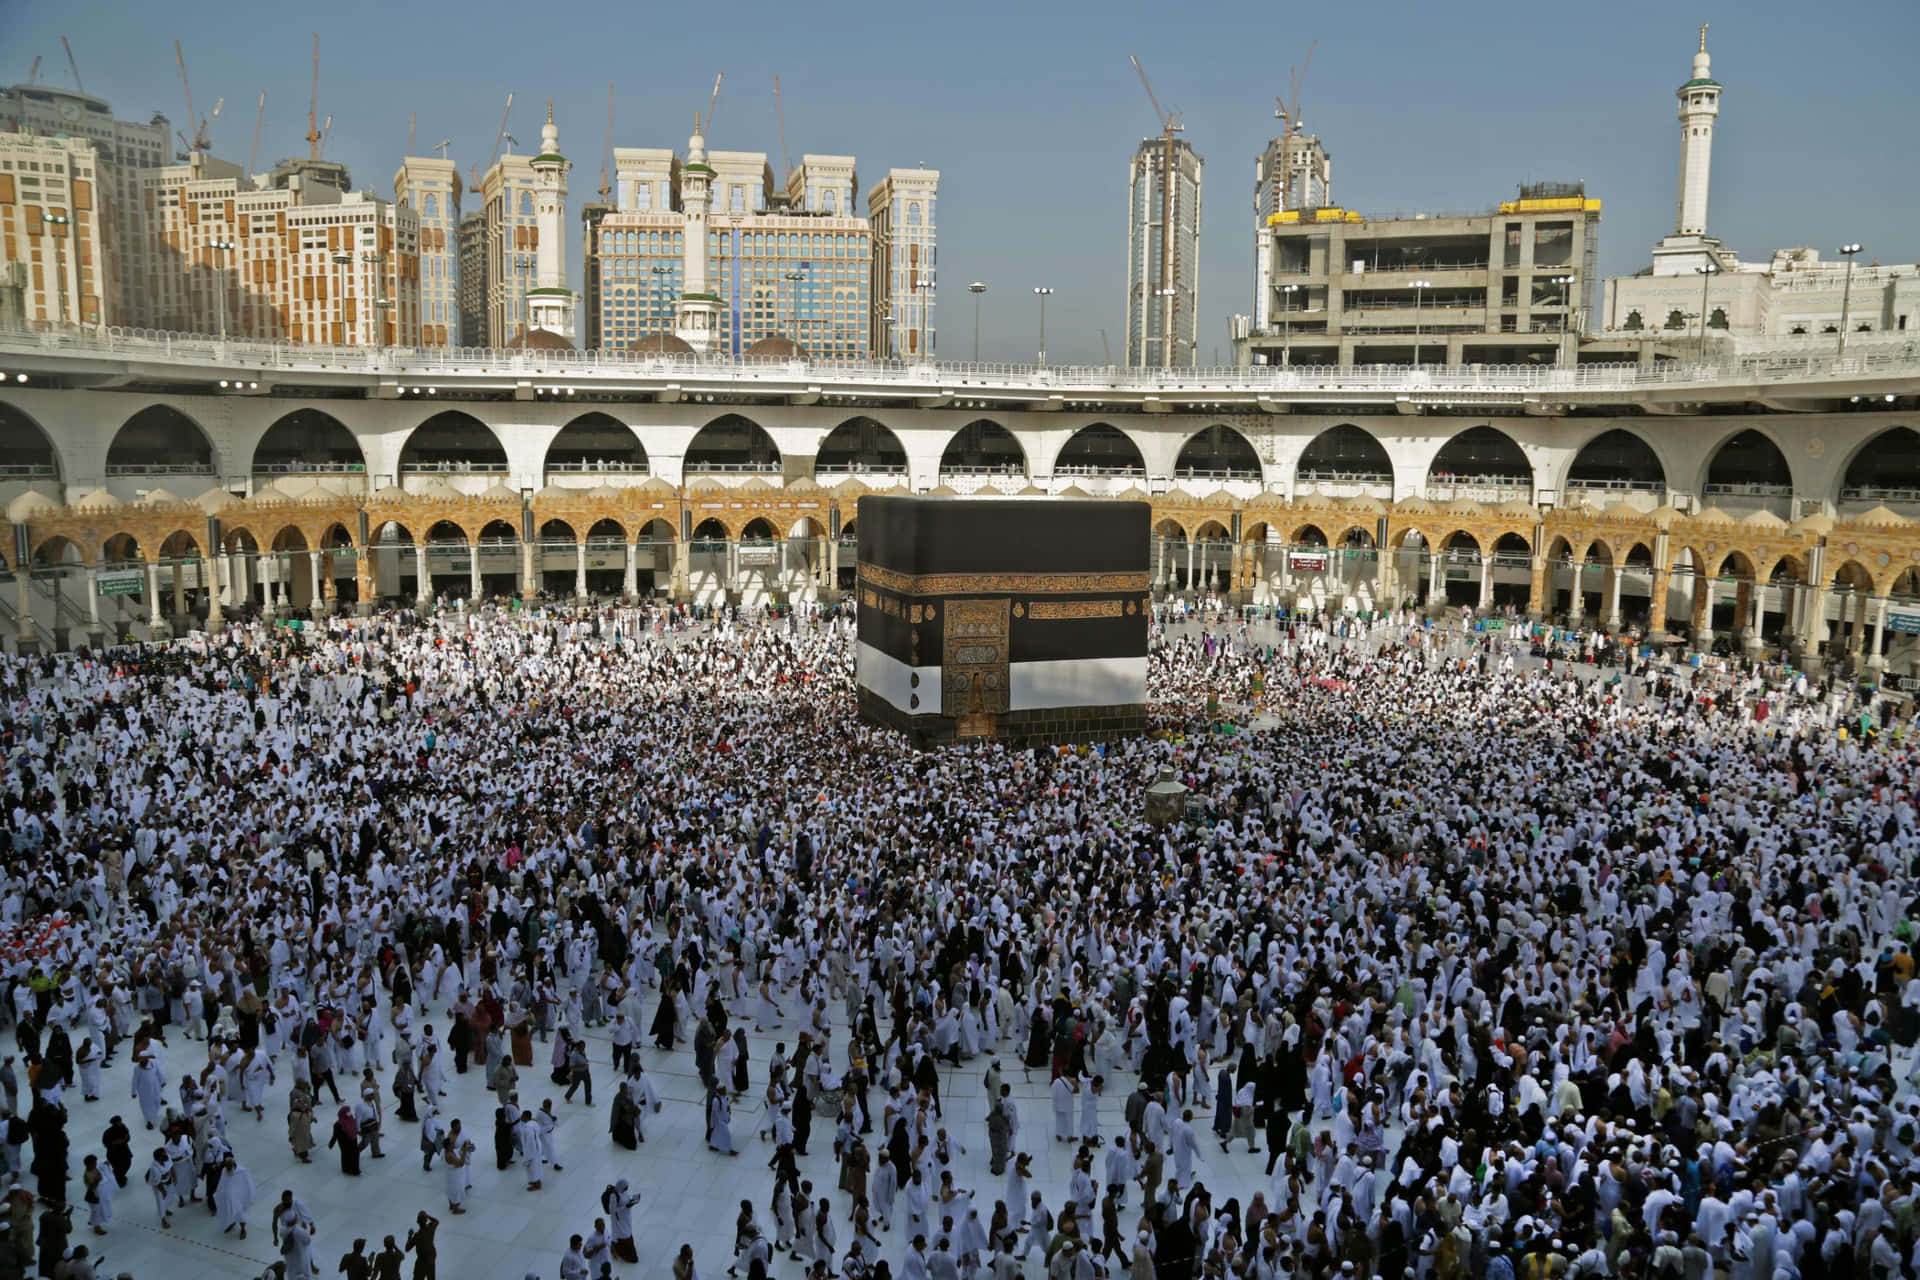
[943, 597, 1010, 738]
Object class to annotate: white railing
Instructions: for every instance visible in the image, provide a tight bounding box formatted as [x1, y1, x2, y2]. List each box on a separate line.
[2, 322, 1915, 400]
[253, 460, 368, 474]
[104, 463, 216, 476]
[1566, 477, 1664, 492]
[398, 460, 511, 474]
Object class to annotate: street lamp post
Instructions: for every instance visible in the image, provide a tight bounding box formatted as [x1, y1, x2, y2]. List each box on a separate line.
[40, 213, 71, 327]
[330, 251, 353, 344]
[362, 251, 388, 352]
[1837, 242, 1863, 356]
[912, 276, 934, 359]
[1410, 279, 1432, 367]
[208, 238, 236, 339]
[1694, 262, 1719, 362]
[1547, 273, 1575, 365]
[1032, 286, 1054, 366]
[783, 269, 806, 343]
[968, 281, 987, 362]
[1279, 283, 1299, 367]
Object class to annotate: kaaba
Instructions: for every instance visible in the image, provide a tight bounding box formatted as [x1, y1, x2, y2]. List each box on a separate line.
[855, 495, 1150, 747]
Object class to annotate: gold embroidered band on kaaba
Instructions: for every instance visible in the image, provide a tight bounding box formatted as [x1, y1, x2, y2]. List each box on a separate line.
[858, 565, 1151, 597]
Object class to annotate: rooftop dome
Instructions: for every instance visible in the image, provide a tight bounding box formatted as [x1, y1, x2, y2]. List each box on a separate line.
[504, 327, 575, 352]
[630, 333, 695, 356]
[745, 335, 807, 359]
[4, 491, 60, 523]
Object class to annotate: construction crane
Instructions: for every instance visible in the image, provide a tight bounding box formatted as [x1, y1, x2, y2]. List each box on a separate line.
[773, 75, 791, 189]
[27, 57, 39, 86]
[173, 40, 215, 155]
[1273, 39, 1318, 213]
[599, 82, 614, 202]
[407, 111, 416, 158]
[1130, 54, 1183, 368]
[433, 138, 451, 161]
[304, 33, 322, 162]
[704, 73, 723, 139]
[318, 114, 333, 160]
[486, 91, 515, 168]
[247, 91, 266, 179]
[1099, 328, 1114, 365]
[60, 36, 83, 94]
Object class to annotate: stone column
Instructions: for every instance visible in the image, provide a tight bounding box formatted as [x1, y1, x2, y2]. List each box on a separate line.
[321, 551, 337, 603]
[1691, 574, 1713, 649]
[1648, 570, 1672, 644]
[1798, 546, 1827, 659]
[414, 543, 430, 605]
[624, 541, 640, 599]
[1567, 561, 1585, 625]
[13, 565, 32, 652]
[1185, 540, 1196, 594]
[671, 536, 690, 601]
[85, 568, 101, 632]
[574, 540, 588, 599]
[469, 544, 483, 601]
[355, 552, 375, 614]
[1743, 580, 1767, 654]
[170, 561, 185, 618]
[146, 560, 163, 629]
[1227, 545, 1240, 598]
[520, 538, 536, 598]
[1154, 538, 1166, 590]
[1278, 544, 1294, 599]
[206, 555, 224, 630]
[1870, 596, 1890, 671]
[827, 537, 839, 594]
[1478, 553, 1493, 613]
[308, 551, 323, 612]
[1426, 549, 1446, 607]
[1606, 565, 1623, 632]
[1849, 592, 1867, 661]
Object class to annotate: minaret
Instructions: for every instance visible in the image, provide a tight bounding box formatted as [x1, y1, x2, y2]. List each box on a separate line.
[1674, 25, 1721, 238]
[674, 115, 721, 354]
[526, 101, 576, 342]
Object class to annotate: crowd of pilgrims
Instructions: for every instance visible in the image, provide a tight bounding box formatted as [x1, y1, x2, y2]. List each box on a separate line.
[0, 598, 1915, 1280]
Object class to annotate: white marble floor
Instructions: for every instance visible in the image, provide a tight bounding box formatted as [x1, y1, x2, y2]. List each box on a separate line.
[65, 991, 1271, 1280]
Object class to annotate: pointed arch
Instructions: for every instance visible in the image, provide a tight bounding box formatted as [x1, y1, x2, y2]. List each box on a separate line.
[0, 402, 61, 478]
[252, 409, 367, 474]
[401, 411, 509, 472]
[108, 405, 216, 475]
[1296, 424, 1393, 486]
[1427, 425, 1532, 490]
[940, 419, 1027, 479]
[545, 412, 648, 474]
[1838, 426, 1920, 505]
[1052, 423, 1145, 476]
[815, 417, 907, 477]
[1703, 428, 1792, 495]
[687, 413, 780, 472]
[1174, 425, 1262, 481]
[1566, 428, 1667, 493]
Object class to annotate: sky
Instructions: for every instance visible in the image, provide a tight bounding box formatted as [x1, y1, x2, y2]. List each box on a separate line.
[5, 0, 1917, 365]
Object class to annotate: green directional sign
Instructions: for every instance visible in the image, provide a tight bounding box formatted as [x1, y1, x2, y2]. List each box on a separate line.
[96, 569, 144, 598]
